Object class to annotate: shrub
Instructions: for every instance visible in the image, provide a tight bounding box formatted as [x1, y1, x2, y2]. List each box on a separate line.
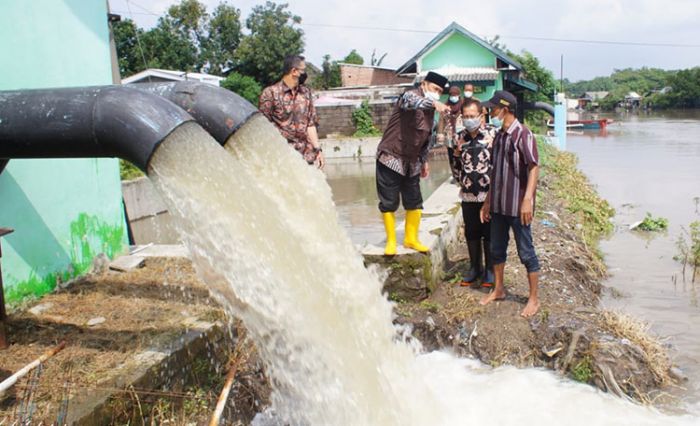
[352, 100, 382, 137]
[636, 213, 669, 232]
[221, 72, 262, 105]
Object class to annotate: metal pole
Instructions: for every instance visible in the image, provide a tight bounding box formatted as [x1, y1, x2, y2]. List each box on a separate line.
[0, 227, 14, 350]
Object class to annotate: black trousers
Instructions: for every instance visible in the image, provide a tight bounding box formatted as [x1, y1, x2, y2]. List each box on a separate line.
[462, 201, 490, 241]
[376, 161, 423, 212]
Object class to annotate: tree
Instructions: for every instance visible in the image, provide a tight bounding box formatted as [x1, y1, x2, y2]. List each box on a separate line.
[112, 19, 144, 77]
[206, 4, 243, 74]
[342, 49, 363, 65]
[161, 0, 209, 70]
[221, 72, 262, 105]
[234, 2, 304, 86]
[311, 54, 341, 90]
[139, 19, 198, 72]
[370, 49, 387, 67]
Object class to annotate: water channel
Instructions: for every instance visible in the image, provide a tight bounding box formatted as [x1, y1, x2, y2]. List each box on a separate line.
[567, 110, 700, 413]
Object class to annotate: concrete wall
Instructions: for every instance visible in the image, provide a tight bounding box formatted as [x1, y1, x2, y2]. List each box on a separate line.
[317, 102, 394, 138]
[0, 0, 128, 303]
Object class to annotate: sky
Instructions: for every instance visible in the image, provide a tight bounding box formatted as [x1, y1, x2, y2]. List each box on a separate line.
[108, 0, 700, 82]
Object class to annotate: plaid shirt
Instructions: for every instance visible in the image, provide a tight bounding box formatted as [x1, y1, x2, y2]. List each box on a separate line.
[259, 81, 320, 164]
[489, 119, 538, 217]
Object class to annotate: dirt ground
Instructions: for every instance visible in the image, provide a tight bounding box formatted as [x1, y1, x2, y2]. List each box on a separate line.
[394, 169, 677, 406]
[0, 258, 270, 425]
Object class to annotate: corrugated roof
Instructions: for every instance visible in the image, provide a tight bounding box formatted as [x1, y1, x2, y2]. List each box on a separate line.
[414, 66, 500, 83]
[121, 69, 224, 86]
[396, 22, 522, 74]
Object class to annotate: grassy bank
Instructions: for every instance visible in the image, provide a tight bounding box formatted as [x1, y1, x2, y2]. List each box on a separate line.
[537, 137, 615, 269]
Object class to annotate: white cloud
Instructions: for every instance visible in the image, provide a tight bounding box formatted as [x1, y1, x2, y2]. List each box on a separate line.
[109, 0, 700, 81]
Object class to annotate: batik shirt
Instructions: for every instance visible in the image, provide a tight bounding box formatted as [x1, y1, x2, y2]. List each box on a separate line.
[377, 90, 434, 177]
[489, 119, 539, 217]
[450, 125, 496, 202]
[259, 80, 320, 164]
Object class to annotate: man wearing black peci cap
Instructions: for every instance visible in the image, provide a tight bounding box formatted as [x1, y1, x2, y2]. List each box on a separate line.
[479, 90, 542, 317]
[376, 71, 450, 255]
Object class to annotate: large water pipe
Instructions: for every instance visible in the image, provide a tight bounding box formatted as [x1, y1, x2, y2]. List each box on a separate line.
[133, 81, 258, 146]
[0, 86, 195, 172]
[523, 101, 555, 117]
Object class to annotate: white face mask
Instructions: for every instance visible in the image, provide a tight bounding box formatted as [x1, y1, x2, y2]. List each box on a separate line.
[424, 90, 440, 101]
[449, 96, 460, 103]
[464, 91, 473, 98]
[463, 117, 481, 132]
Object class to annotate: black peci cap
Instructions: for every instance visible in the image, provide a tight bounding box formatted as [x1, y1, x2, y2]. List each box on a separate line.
[424, 71, 449, 90]
[483, 90, 517, 109]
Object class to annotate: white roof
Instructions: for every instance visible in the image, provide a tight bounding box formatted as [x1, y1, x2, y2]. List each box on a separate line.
[414, 66, 499, 84]
[121, 69, 225, 86]
[626, 91, 642, 99]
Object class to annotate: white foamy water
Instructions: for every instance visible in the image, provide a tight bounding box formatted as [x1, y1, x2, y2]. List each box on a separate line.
[148, 119, 696, 425]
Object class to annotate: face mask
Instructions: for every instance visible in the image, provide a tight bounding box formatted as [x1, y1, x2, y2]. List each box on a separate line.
[424, 90, 440, 101]
[464, 91, 473, 98]
[298, 71, 308, 85]
[449, 96, 460, 103]
[491, 111, 505, 128]
[463, 117, 481, 132]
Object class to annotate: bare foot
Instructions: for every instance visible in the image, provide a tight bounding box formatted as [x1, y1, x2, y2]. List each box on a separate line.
[480, 289, 506, 305]
[520, 298, 540, 317]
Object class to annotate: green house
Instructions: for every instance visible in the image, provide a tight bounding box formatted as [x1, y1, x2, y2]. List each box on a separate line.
[396, 22, 537, 116]
[0, 0, 128, 305]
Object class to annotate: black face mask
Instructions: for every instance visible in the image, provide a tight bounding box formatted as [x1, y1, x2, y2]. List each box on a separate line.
[298, 71, 308, 85]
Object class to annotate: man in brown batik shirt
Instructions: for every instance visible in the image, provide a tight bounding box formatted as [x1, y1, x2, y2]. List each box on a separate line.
[259, 55, 325, 169]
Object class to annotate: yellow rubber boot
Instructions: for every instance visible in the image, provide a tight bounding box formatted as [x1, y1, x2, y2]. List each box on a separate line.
[404, 209, 429, 252]
[382, 212, 397, 255]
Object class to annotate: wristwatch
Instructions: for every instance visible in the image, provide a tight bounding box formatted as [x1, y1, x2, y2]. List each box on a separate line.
[312, 146, 323, 153]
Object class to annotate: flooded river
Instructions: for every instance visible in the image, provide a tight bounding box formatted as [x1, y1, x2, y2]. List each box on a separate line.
[567, 110, 700, 412]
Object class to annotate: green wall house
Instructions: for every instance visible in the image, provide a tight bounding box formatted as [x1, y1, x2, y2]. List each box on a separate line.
[396, 22, 537, 112]
[0, 0, 128, 304]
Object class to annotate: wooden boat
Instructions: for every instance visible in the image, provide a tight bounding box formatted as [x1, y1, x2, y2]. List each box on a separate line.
[547, 119, 613, 130]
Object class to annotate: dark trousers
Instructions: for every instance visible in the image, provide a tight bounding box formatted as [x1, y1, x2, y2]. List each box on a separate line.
[490, 213, 540, 273]
[462, 202, 490, 241]
[376, 161, 423, 212]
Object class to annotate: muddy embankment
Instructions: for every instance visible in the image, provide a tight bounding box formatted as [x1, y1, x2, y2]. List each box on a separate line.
[394, 139, 679, 404]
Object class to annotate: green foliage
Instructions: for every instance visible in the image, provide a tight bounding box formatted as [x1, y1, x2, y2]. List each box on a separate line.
[112, 19, 144, 77]
[120, 160, 144, 180]
[221, 72, 262, 105]
[636, 213, 669, 232]
[654, 67, 700, 108]
[113, 0, 243, 77]
[676, 221, 700, 282]
[311, 54, 342, 90]
[234, 1, 304, 86]
[419, 300, 440, 313]
[571, 356, 594, 383]
[352, 100, 382, 137]
[537, 137, 615, 258]
[343, 49, 364, 65]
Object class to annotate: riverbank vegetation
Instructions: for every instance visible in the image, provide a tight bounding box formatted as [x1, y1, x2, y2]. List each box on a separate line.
[676, 221, 700, 282]
[565, 67, 700, 110]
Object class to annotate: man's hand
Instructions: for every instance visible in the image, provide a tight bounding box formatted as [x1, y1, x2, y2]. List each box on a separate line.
[420, 162, 430, 178]
[480, 201, 491, 223]
[316, 151, 325, 170]
[433, 101, 449, 114]
[520, 196, 533, 225]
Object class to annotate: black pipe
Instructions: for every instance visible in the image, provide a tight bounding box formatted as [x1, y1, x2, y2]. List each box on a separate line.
[523, 101, 555, 117]
[133, 81, 259, 145]
[0, 86, 194, 172]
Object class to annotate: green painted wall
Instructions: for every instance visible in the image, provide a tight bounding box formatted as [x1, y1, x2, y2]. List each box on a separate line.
[0, 0, 128, 304]
[421, 31, 504, 102]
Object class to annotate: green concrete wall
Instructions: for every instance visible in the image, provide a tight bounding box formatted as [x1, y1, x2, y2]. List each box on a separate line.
[0, 0, 127, 304]
[421, 31, 504, 102]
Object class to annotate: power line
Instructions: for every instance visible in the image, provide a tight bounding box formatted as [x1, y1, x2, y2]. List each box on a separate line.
[301, 22, 700, 48]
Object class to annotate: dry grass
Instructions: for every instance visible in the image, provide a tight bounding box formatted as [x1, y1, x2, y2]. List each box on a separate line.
[441, 287, 482, 323]
[600, 310, 672, 385]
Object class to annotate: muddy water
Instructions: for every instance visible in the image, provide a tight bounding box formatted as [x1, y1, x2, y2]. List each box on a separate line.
[567, 110, 700, 412]
[146, 117, 696, 425]
[324, 158, 452, 245]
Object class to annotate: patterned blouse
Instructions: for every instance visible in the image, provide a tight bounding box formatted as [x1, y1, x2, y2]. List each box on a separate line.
[259, 81, 320, 164]
[450, 125, 497, 203]
[377, 90, 434, 177]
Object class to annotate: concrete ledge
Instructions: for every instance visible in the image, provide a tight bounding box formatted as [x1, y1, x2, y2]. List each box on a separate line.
[67, 320, 232, 425]
[361, 179, 463, 301]
[320, 137, 380, 159]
